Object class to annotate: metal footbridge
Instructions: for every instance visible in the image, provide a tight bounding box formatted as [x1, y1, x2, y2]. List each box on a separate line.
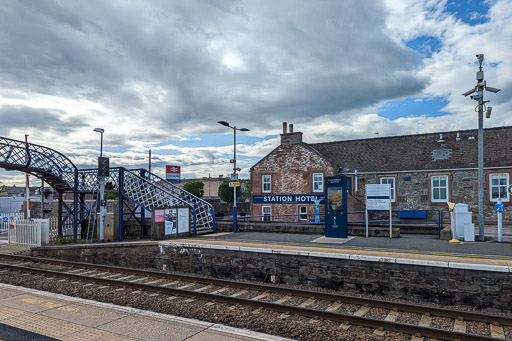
[0, 136, 215, 240]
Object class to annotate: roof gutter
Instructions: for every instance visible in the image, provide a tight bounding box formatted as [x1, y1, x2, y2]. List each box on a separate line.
[341, 166, 512, 175]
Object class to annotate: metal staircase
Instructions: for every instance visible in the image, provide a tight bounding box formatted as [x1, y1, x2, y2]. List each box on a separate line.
[0, 136, 215, 240]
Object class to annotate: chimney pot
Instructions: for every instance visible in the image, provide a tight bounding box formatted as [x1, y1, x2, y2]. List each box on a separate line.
[289, 124, 294, 133]
[282, 122, 287, 134]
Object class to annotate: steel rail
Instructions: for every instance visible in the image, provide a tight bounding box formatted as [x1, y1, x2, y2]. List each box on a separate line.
[0, 262, 501, 341]
[2, 254, 511, 327]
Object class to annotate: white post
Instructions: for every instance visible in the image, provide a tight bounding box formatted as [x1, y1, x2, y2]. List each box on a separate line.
[497, 198, 503, 242]
[388, 184, 392, 239]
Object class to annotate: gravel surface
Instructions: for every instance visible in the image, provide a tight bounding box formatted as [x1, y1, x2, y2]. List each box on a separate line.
[1, 260, 511, 341]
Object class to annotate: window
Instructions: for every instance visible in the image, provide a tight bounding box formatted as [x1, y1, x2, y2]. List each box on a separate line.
[262, 175, 271, 193]
[313, 173, 323, 192]
[299, 206, 308, 221]
[431, 175, 448, 202]
[490, 173, 509, 202]
[262, 206, 271, 222]
[380, 177, 396, 202]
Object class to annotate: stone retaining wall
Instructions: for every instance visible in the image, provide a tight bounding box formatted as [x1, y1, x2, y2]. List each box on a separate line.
[32, 243, 512, 311]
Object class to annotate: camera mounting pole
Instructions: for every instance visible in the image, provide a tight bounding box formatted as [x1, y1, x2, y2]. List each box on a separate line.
[462, 54, 500, 241]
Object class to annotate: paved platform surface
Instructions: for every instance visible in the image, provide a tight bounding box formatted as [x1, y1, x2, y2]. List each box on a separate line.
[0, 283, 290, 341]
[188, 229, 512, 269]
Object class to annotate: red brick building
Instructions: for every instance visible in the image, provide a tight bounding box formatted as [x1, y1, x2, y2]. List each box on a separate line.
[250, 123, 512, 223]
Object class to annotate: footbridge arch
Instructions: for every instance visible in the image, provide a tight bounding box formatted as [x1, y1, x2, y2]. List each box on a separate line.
[0, 136, 215, 240]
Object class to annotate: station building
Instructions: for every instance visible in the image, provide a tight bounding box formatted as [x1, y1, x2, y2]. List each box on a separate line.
[250, 122, 512, 223]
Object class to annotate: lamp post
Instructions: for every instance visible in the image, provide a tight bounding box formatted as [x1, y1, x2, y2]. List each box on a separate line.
[25, 134, 30, 219]
[462, 54, 500, 241]
[93, 128, 105, 242]
[217, 121, 250, 232]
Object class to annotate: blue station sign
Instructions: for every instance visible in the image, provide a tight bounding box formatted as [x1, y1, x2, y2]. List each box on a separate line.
[252, 194, 324, 204]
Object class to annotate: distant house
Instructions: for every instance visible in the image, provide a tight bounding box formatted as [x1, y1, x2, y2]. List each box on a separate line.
[250, 122, 512, 223]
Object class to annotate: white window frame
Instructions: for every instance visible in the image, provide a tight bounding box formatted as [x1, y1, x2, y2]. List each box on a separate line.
[489, 173, 510, 202]
[298, 206, 308, 221]
[262, 206, 271, 222]
[313, 173, 323, 193]
[431, 175, 449, 202]
[262, 175, 271, 193]
[379, 177, 396, 202]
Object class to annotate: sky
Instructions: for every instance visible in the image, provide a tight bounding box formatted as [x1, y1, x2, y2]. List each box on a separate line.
[0, 0, 511, 186]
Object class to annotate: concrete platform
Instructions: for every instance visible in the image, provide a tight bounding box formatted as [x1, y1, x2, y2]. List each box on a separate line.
[0, 283, 291, 341]
[190, 230, 512, 269]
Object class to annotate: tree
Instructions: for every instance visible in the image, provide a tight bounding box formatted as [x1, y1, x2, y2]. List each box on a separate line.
[218, 181, 241, 203]
[183, 181, 204, 198]
[241, 179, 251, 201]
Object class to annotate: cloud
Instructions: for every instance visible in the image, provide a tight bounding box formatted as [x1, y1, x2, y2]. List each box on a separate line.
[1, 0, 511, 185]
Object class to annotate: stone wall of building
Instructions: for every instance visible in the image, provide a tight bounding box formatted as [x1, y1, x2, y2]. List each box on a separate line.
[352, 169, 511, 223]
[32, 243, 511, 311]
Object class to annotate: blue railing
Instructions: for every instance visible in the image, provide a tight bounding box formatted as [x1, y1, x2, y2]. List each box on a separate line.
[217, 209, 444, 237]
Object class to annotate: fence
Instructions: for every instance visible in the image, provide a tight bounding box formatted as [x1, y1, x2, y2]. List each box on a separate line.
[8, 218, 52, 247]
[0, 212, 25, 231]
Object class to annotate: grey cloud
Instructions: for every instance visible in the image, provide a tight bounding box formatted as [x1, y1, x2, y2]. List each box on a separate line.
[0, 105, 86, 136]
[0, 0, 426, 137]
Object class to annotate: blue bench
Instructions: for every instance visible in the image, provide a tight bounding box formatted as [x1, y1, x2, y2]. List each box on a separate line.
[397, 210, 427, 220]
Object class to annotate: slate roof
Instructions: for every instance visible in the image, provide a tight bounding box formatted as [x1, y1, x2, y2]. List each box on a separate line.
[308, 126, 512, 173]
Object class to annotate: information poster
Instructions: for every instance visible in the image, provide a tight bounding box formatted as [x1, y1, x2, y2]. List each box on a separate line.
[164, 208, 177, 235]
[177, 208, 189, 233]
[154, 209, 165, 223]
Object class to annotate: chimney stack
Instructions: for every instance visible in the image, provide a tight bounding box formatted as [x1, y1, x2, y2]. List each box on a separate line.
[280, 122, 303, 146]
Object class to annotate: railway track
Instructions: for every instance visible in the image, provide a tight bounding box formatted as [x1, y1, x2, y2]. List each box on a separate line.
[0, 254, 510, 341]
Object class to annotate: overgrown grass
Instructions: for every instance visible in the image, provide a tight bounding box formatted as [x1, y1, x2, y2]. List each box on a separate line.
[52, 238, 87, 245]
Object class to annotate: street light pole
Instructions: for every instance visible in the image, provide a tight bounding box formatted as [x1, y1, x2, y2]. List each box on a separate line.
[462, 54, 500, 241]
[94, 128, 105, 242]
[25, 134, 30, 219]
[217, 121, 250, 233]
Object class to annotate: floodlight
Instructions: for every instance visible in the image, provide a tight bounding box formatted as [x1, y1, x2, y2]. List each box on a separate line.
[485, 86, 501, 93]
[462, 88, 476, 97]
[486, 107, 492, 118]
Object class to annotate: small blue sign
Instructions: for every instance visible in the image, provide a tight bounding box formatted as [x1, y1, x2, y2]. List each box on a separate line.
[3, 217, 7, 223]
[495, 204, 505, 212]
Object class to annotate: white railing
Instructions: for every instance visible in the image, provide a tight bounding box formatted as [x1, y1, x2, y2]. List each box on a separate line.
[8, 219, 50, 247]
[0, 212, 24, 231]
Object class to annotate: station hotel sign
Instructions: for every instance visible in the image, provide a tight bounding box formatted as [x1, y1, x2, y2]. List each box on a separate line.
[252, 194, 324, 204]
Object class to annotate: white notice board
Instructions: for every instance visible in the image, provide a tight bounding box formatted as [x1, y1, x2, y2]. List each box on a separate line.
[365, 184, 392, 239]
[177, 208, 190, 234]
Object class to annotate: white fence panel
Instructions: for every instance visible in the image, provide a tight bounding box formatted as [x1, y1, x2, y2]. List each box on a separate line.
[8, 219, 50, 247]
[0, 212, 24, 231]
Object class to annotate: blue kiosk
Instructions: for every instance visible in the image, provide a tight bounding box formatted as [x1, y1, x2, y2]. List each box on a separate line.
[324, 176, 349, 238]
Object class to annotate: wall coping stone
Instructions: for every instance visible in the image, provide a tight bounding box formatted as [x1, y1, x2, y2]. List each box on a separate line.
[157, 241, 512, 273]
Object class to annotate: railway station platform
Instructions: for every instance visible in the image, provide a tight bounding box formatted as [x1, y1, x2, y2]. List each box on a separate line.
[0, 283, 290, 341]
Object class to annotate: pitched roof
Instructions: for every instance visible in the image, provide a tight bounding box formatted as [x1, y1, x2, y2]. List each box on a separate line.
[308, 126, 512, 173]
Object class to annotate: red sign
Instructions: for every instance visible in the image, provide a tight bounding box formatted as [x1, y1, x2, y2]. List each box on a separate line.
[154, 209, 165, 223]
[165, 165, 181, 183]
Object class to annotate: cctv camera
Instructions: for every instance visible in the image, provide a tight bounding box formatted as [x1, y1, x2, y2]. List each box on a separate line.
[485, 86, 501, 93]
[486, 107, 492, 118]
[476, 54, 484, 60]
[470, 93, 483, 100]
[462, 88, 476, 97]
